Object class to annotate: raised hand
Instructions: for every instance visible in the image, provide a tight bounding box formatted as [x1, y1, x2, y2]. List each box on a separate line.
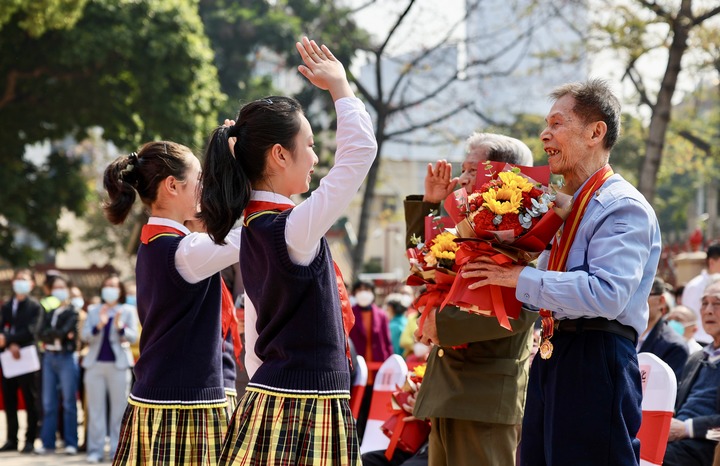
[423, 160, 459, 203]
[295, 36, 353, 102]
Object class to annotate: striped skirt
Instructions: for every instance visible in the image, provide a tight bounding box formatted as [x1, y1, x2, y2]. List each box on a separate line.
[113, 403, 228, 465]
[219, 390, 361, 466]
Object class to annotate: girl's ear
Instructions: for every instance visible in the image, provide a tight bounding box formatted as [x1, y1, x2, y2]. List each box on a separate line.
[268, 143, 290, 169]
[162, 176, 179, 197]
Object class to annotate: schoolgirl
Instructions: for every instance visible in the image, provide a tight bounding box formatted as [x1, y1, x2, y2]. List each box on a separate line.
[199, 37, 376, 465]
[103, 140, 241, 465]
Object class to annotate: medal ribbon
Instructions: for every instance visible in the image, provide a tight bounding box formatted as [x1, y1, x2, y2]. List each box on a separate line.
[244, 200, 356, 364]
[539, 165, 614, 344]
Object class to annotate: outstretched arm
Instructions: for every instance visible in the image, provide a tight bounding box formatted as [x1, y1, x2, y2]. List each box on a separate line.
[296, 37, 354, 102]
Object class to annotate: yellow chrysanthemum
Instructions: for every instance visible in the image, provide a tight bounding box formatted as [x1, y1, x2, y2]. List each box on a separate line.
[425, 231, 458, 267]
[413, 364, 427, 379]
[482, 186, 523, 215]
[498, 171, 533, 193]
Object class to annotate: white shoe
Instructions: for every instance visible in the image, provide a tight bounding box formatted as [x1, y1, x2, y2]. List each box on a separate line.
[33, 446, 48, 455]
[86, 454, 102, 463]
[64, 446, 77, 455]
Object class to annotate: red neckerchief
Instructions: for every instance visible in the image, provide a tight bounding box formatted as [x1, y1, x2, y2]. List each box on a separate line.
[539, 165, 614, 346]
[140, 223, 243, 366]
[244, 199, 356, 364]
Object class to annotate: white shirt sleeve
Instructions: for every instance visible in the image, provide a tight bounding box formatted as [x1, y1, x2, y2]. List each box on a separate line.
[285, 97, 377, 265]
[174, 227, 242, 284]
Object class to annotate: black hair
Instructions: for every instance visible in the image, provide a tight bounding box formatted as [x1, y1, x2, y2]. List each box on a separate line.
[103, 141, 193, 225]
[46, 274, 70, 290]
[13, 268, 33, 281]
[352, 280, 375, 294]
[386, 299, 407, 317]
[199, 96, 304, 244]
[707, 242, 720, 262]
[550, 79, 621, 151]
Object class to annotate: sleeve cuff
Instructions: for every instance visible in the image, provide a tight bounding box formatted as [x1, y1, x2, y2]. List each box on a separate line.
[516, 266, 543, 307]
[685, 419, 694, 438]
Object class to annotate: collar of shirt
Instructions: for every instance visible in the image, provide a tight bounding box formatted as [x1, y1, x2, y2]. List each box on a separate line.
[250, 190, 296, 207]
[147, 216, 191, 235]
[702, 343, 720, 364]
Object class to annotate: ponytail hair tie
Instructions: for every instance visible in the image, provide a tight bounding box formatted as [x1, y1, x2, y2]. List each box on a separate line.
[119, 152, 139, 184]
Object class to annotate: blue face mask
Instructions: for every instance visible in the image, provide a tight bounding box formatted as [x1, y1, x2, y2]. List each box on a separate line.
[101, 287, 121, 304]
[51, 288, 69, 302]
[667, 320, 686, 337]
[12, 279, 32, 296]
[125, 295, 137, 306]
[71, 297, 85, 310]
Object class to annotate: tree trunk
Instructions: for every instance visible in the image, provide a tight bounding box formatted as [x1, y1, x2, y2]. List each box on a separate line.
[351, 131, 385, 280]
[637, 2, 691, 203]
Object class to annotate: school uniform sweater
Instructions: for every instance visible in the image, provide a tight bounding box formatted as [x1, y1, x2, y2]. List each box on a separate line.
[241, 209, 350, 397]
[131, 233, 226, 407]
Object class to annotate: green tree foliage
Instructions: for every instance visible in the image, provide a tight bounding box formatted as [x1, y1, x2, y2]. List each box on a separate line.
[0, 0, 88, 37]
[0, 0, 224, 265]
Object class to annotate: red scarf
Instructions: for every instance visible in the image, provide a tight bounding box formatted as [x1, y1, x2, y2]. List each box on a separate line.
[244, 200, 356, 363]
[140, 223, 243, 365]
[539, 165, 614, 340]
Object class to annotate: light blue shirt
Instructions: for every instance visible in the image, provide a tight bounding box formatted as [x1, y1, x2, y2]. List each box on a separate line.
[516, 172, 662, 337]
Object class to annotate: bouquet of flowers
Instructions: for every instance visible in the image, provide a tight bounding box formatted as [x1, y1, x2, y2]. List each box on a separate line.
[380, 363, 430, 459]
[406, 216, 459, 324]
[440, 162, 568, 329]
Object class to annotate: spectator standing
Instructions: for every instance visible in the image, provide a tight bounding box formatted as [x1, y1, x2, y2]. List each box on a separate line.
[0, 269, 42, 453]
[36, 275, 80, 455]
[385, 293, 409, 355]
[81, 274, 138, 463]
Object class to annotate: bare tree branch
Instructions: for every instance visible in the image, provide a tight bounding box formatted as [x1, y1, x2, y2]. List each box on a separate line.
[678, 130, 712, 153]
[378, 1, 415, 56]
[634, 0, 671, 19]
[693, 5, 720, 26]
[0, 68, 47, 109]
[349, 0, 379, 15]
[385, 101, 473, 139]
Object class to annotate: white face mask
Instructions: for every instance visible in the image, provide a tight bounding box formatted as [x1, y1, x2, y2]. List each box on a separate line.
[355, 290, 375, 307]
[12, 279, 32, 296]
[51, 288, 69, 302]
[400, 294, 414, 308]
[101, 287, 121, 304]
[71, 297, 85, 310]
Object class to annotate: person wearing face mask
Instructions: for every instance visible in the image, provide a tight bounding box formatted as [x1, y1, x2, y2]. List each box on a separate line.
[0, 268, 42, 453]
[349, 280, 393, 439]
[81, 274, 138, 463]
[667, 305, 705, 354]
[36, 275, 80, 455]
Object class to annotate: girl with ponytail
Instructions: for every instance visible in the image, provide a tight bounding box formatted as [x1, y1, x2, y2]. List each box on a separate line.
[201, 37, 376, 465]
[103, 141, 242, 465]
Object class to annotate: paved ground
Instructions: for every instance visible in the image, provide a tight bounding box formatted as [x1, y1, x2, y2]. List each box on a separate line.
[0, 410, 112, 465]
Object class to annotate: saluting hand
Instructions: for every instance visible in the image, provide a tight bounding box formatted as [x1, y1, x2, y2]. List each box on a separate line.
[423, 160, 459, 204]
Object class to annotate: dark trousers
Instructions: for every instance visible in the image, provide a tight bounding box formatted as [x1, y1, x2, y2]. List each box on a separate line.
[664, 438, 716, 466]
[362, 442, 429, 466]
[1, 371, 40, 445]
[520, 330, 642, 466]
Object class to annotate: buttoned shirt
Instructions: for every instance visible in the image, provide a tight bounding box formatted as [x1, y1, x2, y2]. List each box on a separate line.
[516, 172, 662, 337]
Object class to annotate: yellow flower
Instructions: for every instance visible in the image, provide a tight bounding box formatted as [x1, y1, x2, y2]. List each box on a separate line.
[425, 231, 458, 267]
[498, 171, 533, 193]
[413, 364, 427, 379]
[482, 186, 523, 214]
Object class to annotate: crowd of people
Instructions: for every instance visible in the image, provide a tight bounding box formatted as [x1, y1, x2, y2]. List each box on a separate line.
[0, 36, 719, 466]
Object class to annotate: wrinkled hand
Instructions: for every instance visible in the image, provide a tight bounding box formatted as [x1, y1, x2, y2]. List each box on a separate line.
[296, 37, 353, 101]
[668, 418, 688, 442]
[9, 342, 20, 360]
[423, 160, 459, 203]
[461, 256, 524, 290]
[414, 307, 440, 346]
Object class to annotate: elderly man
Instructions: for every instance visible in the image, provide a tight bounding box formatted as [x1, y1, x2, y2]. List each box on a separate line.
[664, 281, 720, 465]
[463, 80, 661, 465]
[404, 132, 536, 466]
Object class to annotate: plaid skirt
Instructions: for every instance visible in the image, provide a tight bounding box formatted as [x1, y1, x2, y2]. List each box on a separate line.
[226, 391, 238, 420]
[113, 403, 228, 465]
[219, 389, 361, 466]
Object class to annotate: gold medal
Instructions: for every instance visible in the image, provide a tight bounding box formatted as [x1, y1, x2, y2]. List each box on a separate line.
[539, 338, 553, 360]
